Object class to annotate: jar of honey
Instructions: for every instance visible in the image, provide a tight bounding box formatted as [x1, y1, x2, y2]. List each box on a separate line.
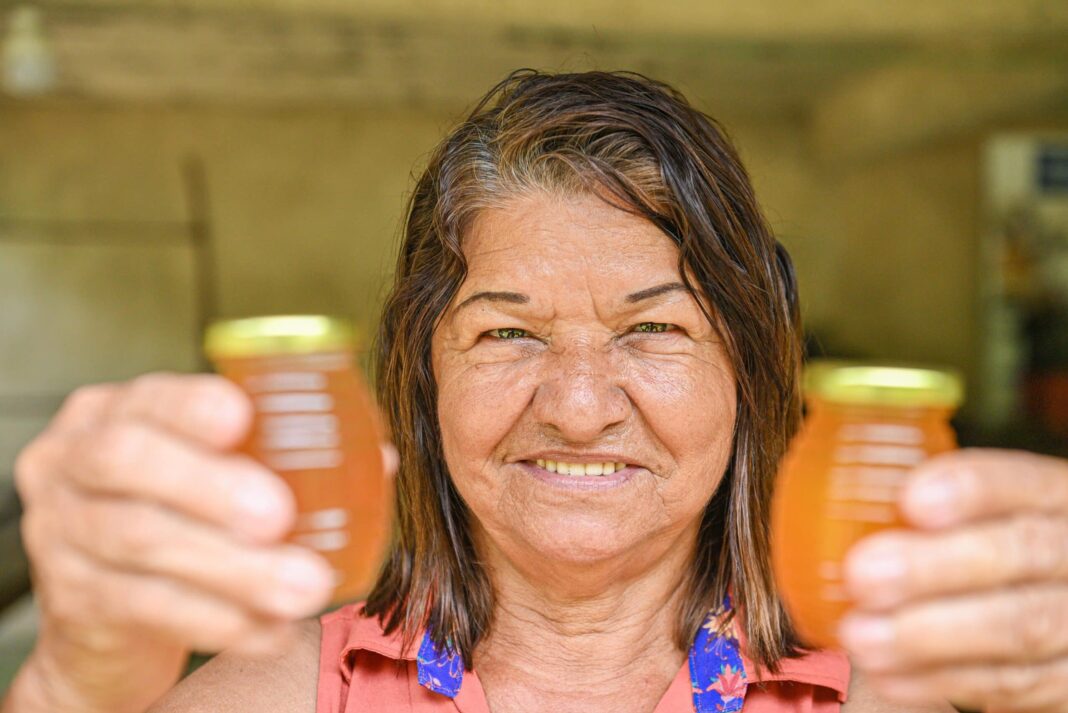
[771, 361, 963, 649]
[204, 315, 391, 603]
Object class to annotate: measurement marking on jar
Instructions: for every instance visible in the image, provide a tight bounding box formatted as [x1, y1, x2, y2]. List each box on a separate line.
[297, 508, 349, 530]
[245, 372, 328, 393]
[256, 392, 335, 413]
[294, 529, 350, 552]
[837, 423, 924, 444]
[261, 430, 340, 450]
[263, 414, 338, 430]
[267, 449, 343, 471]
[833, 444, 926, 466]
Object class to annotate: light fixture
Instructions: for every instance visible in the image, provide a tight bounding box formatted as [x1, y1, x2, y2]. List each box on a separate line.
[2, 5, 57, 96]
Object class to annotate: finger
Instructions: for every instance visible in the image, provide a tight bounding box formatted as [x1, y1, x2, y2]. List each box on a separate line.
[107, 373, 253, 451]
[51, 383, 119, 432]
[40, 549, 295, 654]
[845, 515, 1068, 610]
[903, 449, 1068, 529]
[13, 433, 59, 503]
[840, 584, 1068, 672]
[381, 442, 399, 478]
[63, 421, 294, 542]
[60, 492, 334, 619]
[867, 659, 1068, 713]
[14, 385, 119, 501]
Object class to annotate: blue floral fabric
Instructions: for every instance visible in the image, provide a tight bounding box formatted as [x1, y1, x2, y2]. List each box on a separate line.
[416, 628, 463, 698]
[688, 598, 748, 712]
[415, 597, 748, 711]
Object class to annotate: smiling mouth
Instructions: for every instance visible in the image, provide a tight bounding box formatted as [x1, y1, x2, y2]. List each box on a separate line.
[530, 459, 629, 477]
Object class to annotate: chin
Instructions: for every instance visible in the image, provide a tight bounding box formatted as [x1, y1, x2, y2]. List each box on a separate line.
[513, 513, 644, 566]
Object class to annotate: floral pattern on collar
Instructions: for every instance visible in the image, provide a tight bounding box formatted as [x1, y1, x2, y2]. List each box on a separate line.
[415, 597, 748, 711]
[688, 598, 748, 712]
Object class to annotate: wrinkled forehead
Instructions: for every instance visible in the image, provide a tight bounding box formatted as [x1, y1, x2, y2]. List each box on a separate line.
[458, 191, 683, 293]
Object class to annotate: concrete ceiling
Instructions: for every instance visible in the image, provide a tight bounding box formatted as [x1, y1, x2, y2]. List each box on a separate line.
[8, 1, 1068, 160]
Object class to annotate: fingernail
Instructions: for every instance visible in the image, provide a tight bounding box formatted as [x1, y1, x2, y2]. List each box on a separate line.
[276, 556, 333, 594]
[381, 443, 399, 476]
[849, 540, 907, 590]
[906, 472, 961, 525]
[235, 486, 284, 520]
[839, 615, 896, 667]
[267, 557, 333, 617]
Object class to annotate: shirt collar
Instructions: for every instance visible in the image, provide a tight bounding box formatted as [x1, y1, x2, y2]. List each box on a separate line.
[341, 598, 849, 709]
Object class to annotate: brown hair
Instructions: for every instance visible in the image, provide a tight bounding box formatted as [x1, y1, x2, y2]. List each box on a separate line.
[366, 69, 804, 670]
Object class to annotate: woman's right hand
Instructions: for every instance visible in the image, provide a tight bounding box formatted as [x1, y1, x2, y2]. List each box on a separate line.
[5, 373, 336, 713]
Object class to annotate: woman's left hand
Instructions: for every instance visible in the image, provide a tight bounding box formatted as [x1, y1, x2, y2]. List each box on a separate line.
[841, 448, 1068, 713]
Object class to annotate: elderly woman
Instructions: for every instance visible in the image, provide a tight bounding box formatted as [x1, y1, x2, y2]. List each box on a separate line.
[4, 72, 1068, 713]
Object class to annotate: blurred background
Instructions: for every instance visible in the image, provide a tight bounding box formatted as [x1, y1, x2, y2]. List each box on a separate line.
[1, 0, 1067, 688]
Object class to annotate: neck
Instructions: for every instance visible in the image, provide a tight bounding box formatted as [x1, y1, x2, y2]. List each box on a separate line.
[472, 525, 698, 713]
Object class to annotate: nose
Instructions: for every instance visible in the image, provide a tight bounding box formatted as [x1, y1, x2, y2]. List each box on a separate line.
[530, 338, 631, 443]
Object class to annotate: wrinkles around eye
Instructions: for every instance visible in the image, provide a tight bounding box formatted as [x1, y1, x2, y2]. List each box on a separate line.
[476, 328, 693, 353]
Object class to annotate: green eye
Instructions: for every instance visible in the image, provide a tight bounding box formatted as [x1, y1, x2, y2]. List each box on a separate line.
[633, 322, 672, 333]
[488, 328, 529, 340]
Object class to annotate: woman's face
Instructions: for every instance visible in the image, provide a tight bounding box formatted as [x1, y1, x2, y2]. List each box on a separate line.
[431, 191, 737, 574]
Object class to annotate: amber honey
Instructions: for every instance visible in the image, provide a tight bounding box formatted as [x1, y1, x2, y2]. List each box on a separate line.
[205, 316, 391, 603]
[771, 362, 962, 649]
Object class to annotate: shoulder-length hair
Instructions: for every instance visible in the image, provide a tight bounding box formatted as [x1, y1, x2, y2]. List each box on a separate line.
[365, 69, 804, 670]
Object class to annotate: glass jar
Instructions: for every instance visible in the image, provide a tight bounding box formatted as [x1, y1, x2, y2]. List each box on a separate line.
[205, 315, 391, 603]
[771, 361, 963, 649]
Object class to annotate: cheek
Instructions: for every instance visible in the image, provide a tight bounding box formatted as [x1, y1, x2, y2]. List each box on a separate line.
[435, 356, 536, 481]
[626, 352, 737, 478]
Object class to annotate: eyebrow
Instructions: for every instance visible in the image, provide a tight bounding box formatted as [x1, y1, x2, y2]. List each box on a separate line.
[625, 282, 688, 303]
[454, 290, 530, 312]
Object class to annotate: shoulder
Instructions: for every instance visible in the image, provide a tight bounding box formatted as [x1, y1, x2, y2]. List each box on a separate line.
[839, 666, 957, 713]
[148, 619, 321, 713]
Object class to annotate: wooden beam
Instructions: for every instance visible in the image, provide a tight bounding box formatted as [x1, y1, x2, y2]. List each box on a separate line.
[40, 0, 1068, 43]
[27, 4, 893, 115]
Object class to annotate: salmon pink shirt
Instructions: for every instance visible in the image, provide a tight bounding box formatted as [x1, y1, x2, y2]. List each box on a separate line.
[317, 601, 850, 712]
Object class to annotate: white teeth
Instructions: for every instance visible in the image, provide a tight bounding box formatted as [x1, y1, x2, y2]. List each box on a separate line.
[535, 460, 628, 477]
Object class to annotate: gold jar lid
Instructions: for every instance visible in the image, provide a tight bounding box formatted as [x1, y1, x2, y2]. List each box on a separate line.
[204, 315, 357, 359]
[804, 360, 963, 408]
